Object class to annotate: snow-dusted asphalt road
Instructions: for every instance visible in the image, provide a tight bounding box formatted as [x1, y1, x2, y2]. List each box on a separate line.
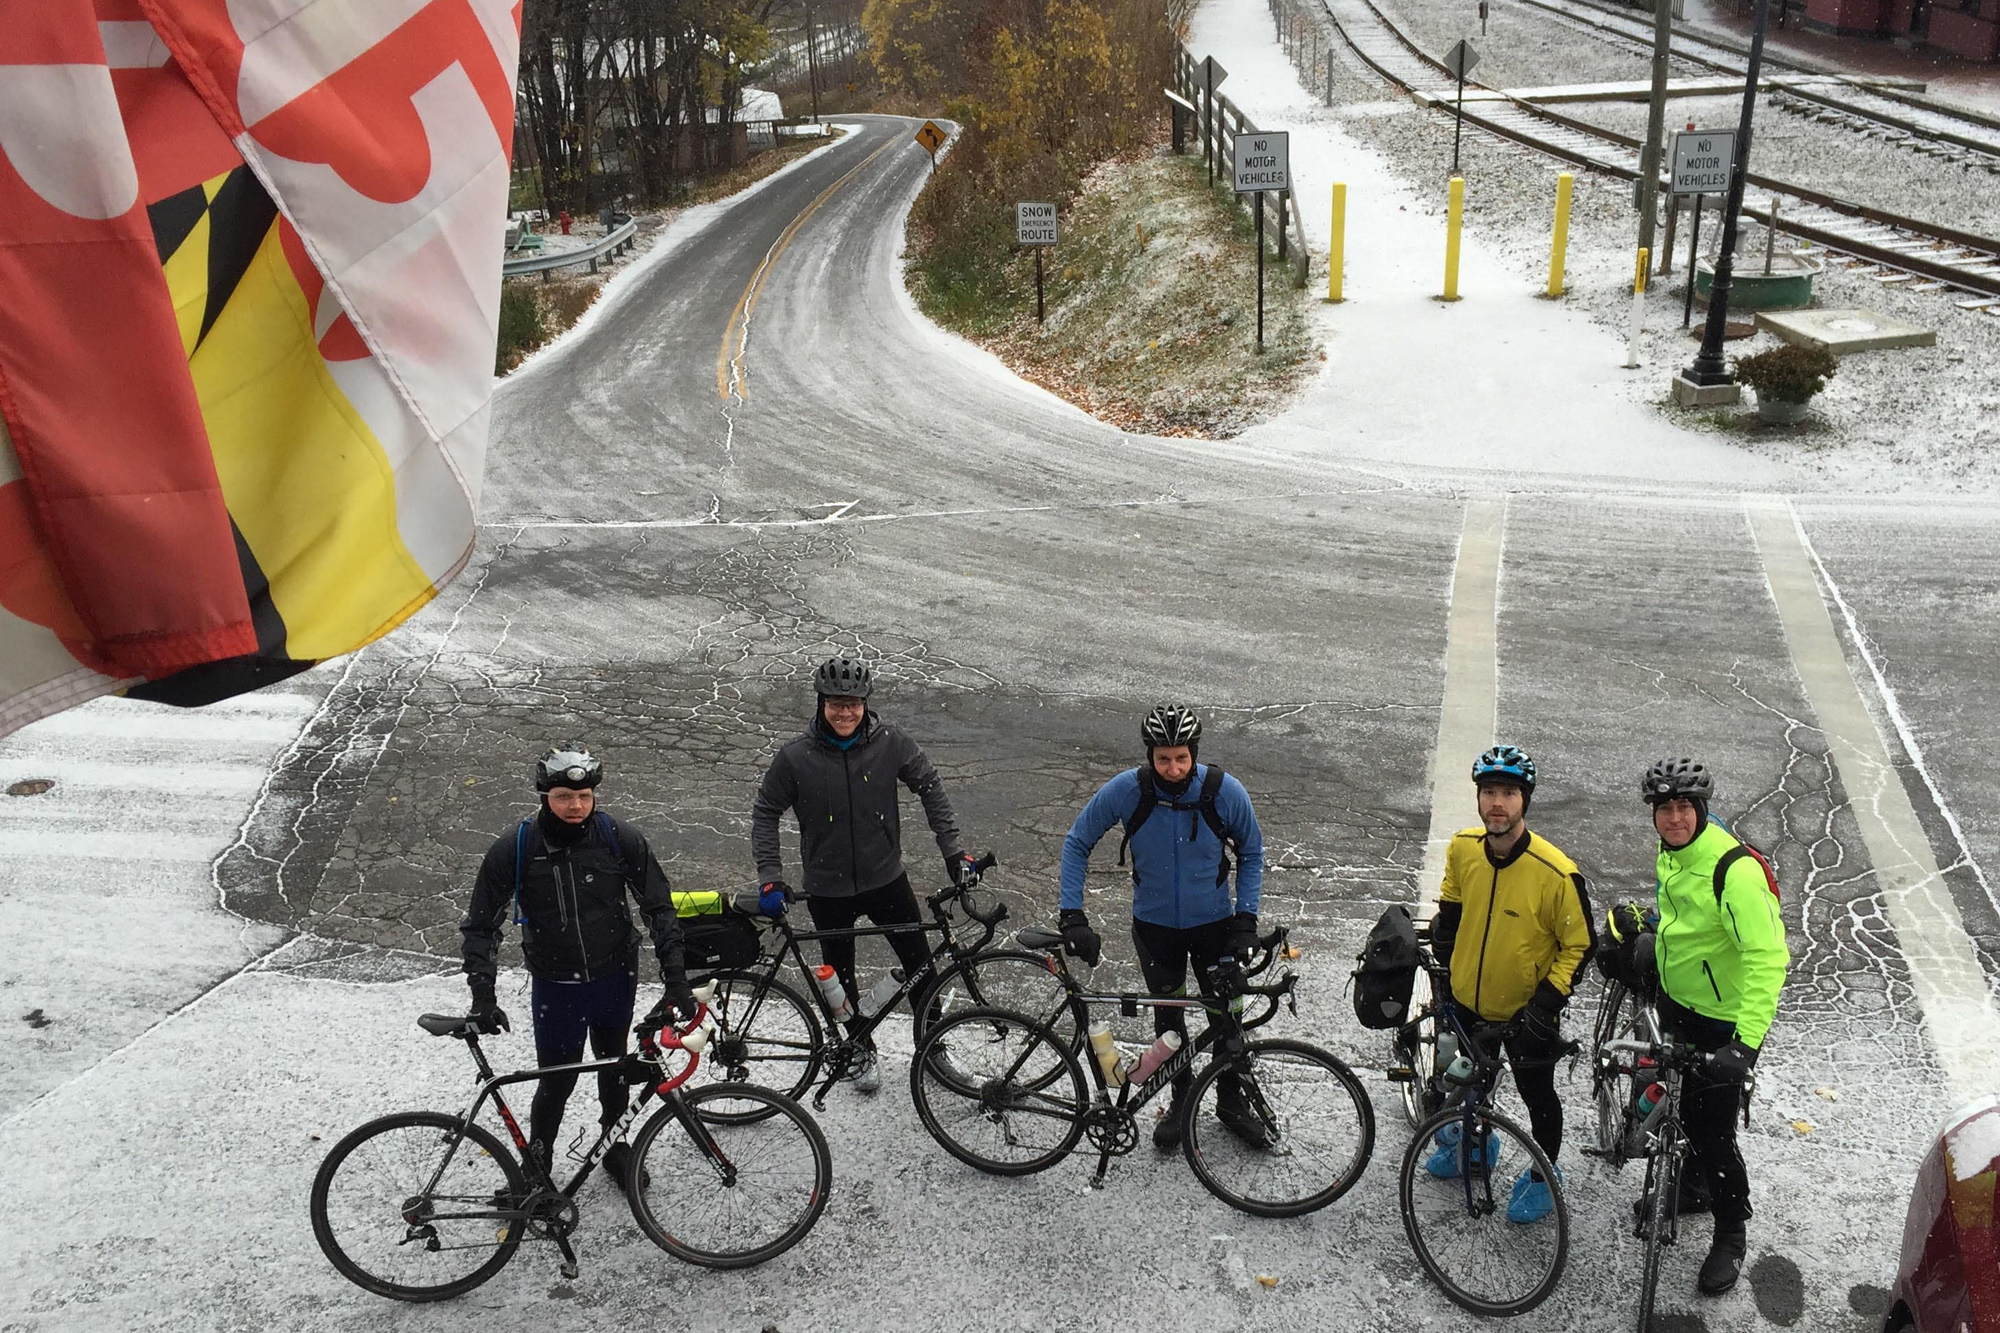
[3, 100, 1999, 1331]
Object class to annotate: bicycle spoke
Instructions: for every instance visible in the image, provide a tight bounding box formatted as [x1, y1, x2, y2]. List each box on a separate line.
[910, 1008, 1086, 1175]
[1184, 1041, 1375, 1217]
[1399, 1107, 1568, 1317]
[630, 1086, 830, 1268]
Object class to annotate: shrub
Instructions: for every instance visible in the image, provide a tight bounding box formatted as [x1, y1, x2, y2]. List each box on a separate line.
[495, 281, 545, 373]
[1734, 342, 1837, 404]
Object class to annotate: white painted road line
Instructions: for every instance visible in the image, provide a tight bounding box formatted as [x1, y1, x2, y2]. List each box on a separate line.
[1747, 497, 2000, 1105]
[1419, 495, 1506, 904]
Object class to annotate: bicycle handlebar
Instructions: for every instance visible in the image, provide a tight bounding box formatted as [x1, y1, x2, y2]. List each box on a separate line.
[1605, 1036, 1713, 1070]
[929, 851, 1006, 927]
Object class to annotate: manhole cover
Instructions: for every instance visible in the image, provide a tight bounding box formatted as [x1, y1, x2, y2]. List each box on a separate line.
[1689, 322, 1757, 341]
[7, 778, 54, 797]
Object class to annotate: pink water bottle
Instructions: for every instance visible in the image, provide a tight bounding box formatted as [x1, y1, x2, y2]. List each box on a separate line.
[813, 965, 854, 1023]
[1128, 1031, 1183, 1084]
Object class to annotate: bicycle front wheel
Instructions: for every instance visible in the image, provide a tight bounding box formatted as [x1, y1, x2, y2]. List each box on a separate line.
[1636, 1141, 1683, 1332]
[309, 1111, 526, 1302]
[920, 949, 1081, 1053]
[1592, 981, 1639, 1162]
[1183, 1039, 1375, 1217]
[1396, 1004, 1442, 1130]
[691, 969, 824, 1123]
[627, 1083, 831, 1268]
[1399, 1104, 1569, 1317]
[910, 1006, 1088, 1176]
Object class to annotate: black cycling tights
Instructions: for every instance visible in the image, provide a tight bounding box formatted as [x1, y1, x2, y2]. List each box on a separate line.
[805, 874, 939, 1035]
[1130, 916, 1238, 1102]
[1449, 1005, 1565, 1165]
[1660, 995, 1753, 1227]
[529, 969, 636, 1149]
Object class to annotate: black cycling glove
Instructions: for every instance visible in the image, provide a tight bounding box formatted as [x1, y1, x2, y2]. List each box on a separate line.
[1058, 909, 1102, 967]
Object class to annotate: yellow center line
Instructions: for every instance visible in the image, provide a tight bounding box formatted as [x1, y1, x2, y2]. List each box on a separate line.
[716, 136, 900, 402]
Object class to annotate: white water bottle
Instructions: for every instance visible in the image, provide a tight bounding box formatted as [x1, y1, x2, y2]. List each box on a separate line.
[861, 969, 905, 1019]
[1087, 1021, 1128, 1087]
[813, 965, 854, 1023]
[1128, 1031, 1183, 1085]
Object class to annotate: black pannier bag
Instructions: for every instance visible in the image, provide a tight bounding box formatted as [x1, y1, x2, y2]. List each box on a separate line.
[671, 890, 763, 975]
[1351, 904, 1421, 1029]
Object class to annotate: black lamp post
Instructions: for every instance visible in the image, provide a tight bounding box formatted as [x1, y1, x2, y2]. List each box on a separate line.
[1684, 0, 1771, 386]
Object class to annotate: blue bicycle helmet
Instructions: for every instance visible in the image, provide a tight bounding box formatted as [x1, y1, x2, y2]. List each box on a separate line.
[1471, 744, 1536, 793]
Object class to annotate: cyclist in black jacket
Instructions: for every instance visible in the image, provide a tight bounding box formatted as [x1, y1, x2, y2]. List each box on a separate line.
[460, 747, 694, 1190]
[750, 656, 978, 1092]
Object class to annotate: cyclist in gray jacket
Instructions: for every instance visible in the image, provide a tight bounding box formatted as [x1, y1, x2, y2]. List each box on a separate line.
[751, 656, 979, 1090]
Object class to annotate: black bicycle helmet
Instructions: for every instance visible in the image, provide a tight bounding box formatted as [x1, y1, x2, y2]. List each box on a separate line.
[1471, 744, 1536, 793]
[535, 746, 602, 792]
[1640, 757, 1712, 805]
[813, 655, 873, 699]
[1140, 703, 1202, 751]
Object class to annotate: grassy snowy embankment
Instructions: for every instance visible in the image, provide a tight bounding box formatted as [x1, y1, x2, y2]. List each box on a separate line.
[907, 147, 1322, 438]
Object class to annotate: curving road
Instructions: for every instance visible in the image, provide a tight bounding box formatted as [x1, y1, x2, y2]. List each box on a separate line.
[5, 111, 1999, 1331]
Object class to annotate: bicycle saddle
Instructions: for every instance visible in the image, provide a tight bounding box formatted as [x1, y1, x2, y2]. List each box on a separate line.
[1015, 926, 1065, 953]
[417, 1013, 476, 1037]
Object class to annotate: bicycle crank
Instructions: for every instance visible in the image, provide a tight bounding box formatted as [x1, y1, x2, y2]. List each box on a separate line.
[1083, 1105, 1138, 1156]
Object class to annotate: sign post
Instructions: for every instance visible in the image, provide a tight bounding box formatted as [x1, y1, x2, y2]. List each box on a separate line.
[914, 119, 947, 170]
[1669, 128, 1734, 328]
[1016, 202, 1058, 324]
[1199, 56, 1228, 188]
[1233, 130, 1290, 351]
[1442, 40, 1479, 176]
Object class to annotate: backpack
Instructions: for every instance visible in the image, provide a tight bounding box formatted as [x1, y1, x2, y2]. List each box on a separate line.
[1351, 905, 1421, 1030]
[1117, 765, 1236, 887]
[1713, 842, 1781, 907]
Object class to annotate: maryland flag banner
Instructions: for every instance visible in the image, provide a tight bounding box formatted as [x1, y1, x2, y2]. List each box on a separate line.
[0, 0, 521, 736]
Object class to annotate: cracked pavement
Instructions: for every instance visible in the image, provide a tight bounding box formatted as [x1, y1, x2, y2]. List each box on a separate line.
[6, 115, 2000, 1333]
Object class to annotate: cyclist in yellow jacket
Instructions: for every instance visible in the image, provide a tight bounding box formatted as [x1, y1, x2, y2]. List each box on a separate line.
[1639, 757, 1789, 1298]
[1427, 746, 1595, 1223]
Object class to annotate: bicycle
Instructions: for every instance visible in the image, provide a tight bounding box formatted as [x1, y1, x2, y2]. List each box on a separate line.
[1394, 932, 1570, 1318]
[1600, 1032, 1726, 1333]
[309, 984, 831, 1301]
[690, 853, 1084, 1119]
[1585, 975, 1666, 1168]
[907, 923, 1374, 1218]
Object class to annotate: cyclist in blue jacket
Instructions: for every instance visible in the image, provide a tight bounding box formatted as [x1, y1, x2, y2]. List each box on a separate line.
[1057, 704, 1267, 1150]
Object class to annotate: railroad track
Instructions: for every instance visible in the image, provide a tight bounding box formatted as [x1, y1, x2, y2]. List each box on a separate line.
[1311, 0, 2000, 302]
[1513, 0, 2000, 172]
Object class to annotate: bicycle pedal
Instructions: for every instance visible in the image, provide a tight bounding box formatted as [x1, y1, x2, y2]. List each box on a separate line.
[1387, 1066, 1415, 1083]
[559, 1261, 579, 1280]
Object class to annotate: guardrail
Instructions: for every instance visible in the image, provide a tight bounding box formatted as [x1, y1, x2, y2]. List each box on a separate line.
[1174, 46, 1313, 288]
[502, 216, 639, 279]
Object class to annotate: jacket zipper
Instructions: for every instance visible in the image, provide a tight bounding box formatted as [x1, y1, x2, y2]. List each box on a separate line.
[568, 856, 594, 980]
[843, 748, 857, 894]
[1473, 862, 1500, 1014]
[1701, 958, 1723, 1002]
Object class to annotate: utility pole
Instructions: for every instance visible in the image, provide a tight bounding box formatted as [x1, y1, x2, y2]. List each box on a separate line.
[1636, 0, 1672, 263]
[805, 5, 821, 123]
[1684, 0, 1771, 389]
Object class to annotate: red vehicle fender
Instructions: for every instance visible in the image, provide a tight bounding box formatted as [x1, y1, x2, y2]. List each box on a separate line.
[1896, 1096, 2000, 1332]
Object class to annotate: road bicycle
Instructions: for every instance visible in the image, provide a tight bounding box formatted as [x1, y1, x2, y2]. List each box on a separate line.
[907, 923, 1374, 1217]
[690, 852, 1081, 1118]
[1601, 1032, 1722, 1332]
[309, 984, 831, 1301]
[1393, 931, 1570, 1317]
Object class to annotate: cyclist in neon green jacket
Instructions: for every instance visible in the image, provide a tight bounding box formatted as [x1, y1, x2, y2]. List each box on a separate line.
[1641, 757, 1789, 1299]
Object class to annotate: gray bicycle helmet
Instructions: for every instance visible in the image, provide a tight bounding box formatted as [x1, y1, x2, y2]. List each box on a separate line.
[1640, 757, 1712, 805]
[813, 655, 873, 699]
[535, 746, 602, 792]
[1140, 703, 1202, 750]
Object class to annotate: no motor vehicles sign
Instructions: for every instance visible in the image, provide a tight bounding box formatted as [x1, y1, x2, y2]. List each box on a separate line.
[1670, 129, 1736, 195]
[1232, 131, 1290, 193]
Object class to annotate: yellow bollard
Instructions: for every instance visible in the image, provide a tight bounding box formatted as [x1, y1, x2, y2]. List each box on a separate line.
[1547, 172, 1573, 297]
[1624, 246, 1650, 368]
[1442, 176, 1464, 301]
[1328, 182, 1347, 303]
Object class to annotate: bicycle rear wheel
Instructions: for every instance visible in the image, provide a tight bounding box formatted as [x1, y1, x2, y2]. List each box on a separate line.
[690, 969, 824, 1123]
[1592, 981, 1639, 1162]
[1636, 1141, 1683, 1332]
[627, 1083, 831, 1269]
[1183, 1039, 1375, 1217]
[910, 1006, 1087, 1176]
[309, 1111, 525, 1301]
[1396, 999, 1442, 1130]
[1399, 1104, 1569, 1317]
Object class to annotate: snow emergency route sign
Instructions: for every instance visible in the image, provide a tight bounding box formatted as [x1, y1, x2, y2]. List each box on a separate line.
[1232, 131, 1290, 193]
[1016, 202, 1058, 246]
[1670, 129, 1736, 195]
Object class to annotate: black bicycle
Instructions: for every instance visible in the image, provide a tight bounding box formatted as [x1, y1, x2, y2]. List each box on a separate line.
[691, 853, 1081, 1118]
[1601, 1032, 1721, 1333]
[309, 986, 831, 1300]
[907, 924, 1374, 1217]
[1394, 934, 1570, 1318]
